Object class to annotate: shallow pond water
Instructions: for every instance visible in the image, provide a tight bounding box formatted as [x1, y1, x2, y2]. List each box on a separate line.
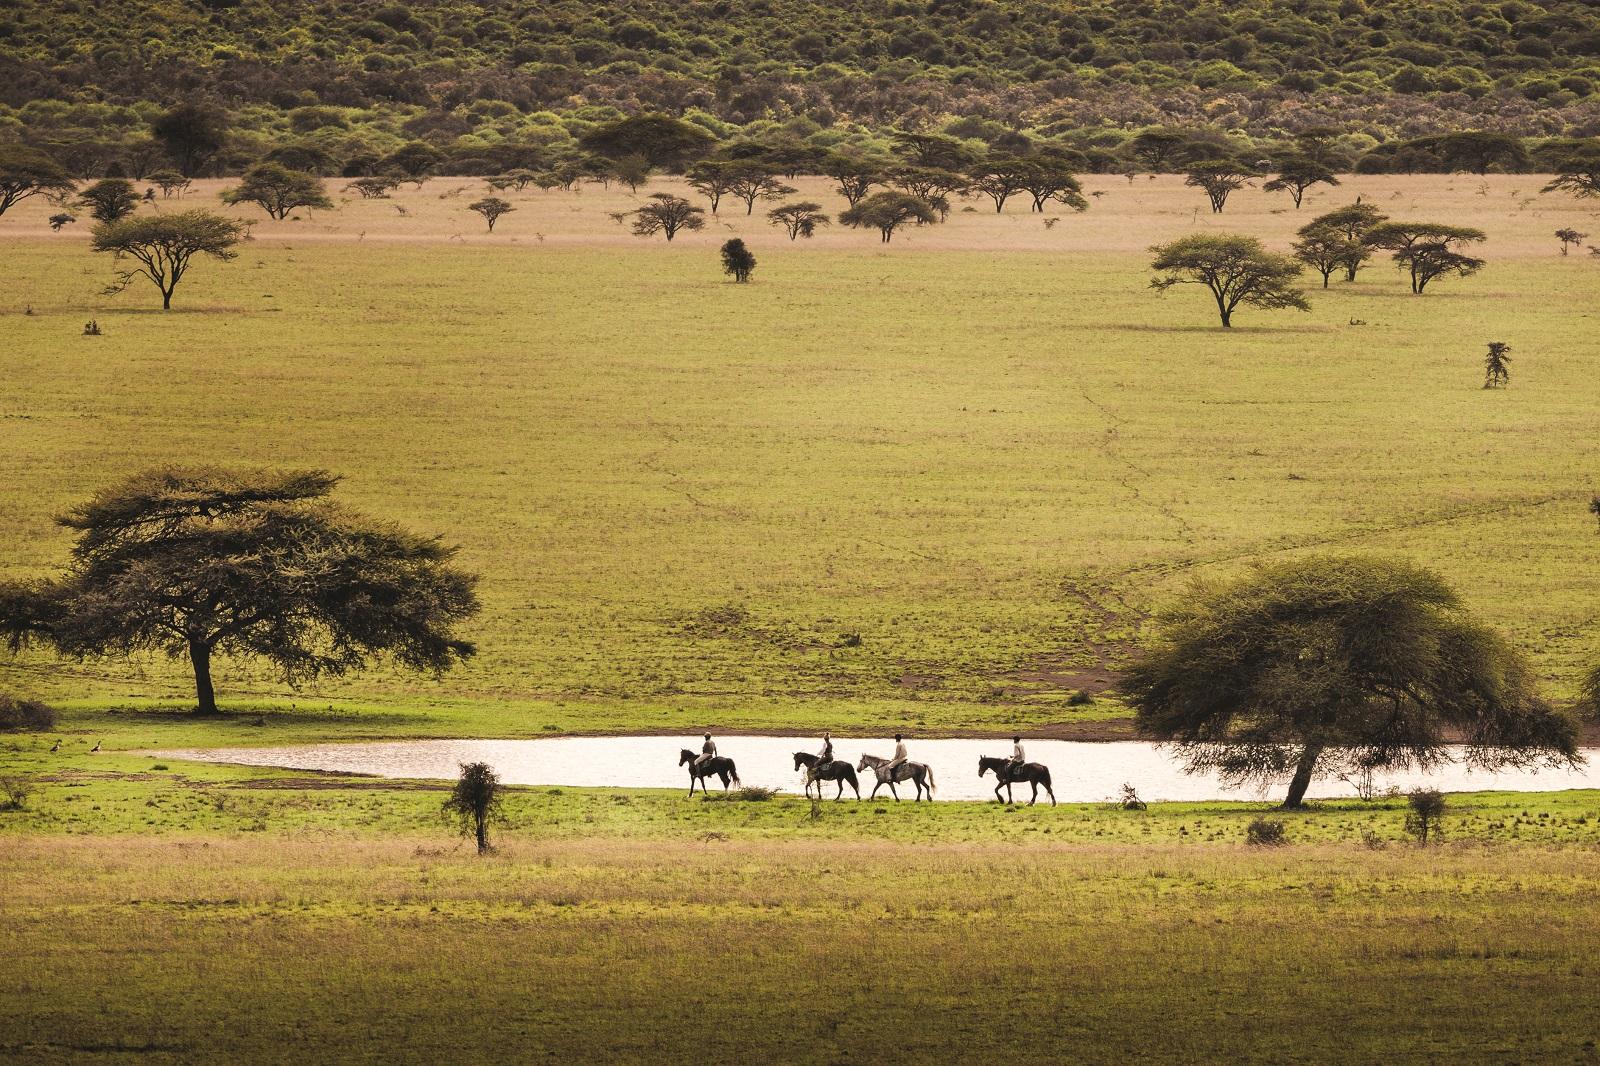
[151, 736, 1600, 803]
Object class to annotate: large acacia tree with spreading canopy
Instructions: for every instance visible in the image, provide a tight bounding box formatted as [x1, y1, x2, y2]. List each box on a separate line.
[1149, 233, 1309, 327]
[0, 468, 480, 715]
[1122, 555, 1579, 808]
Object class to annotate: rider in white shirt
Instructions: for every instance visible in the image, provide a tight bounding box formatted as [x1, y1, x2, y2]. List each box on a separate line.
[693, 734, 717, 771]
[817, 730, 834, 768]
[885, 734, 908, 778]
[1007, 735, 1026, 778]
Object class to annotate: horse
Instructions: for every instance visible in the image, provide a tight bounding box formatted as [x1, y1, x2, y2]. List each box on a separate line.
[856, 753, 936, 802]
[794, 752, 860, 801]
[678, 749, 741, 796]
[978, 755, 1056, 807]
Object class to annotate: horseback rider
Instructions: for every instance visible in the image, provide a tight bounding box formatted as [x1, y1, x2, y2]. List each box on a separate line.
[885, 734, 908, 779]
[817, 730, 834, 770]
[693, 734, 717, 772]
[1007, 735, 1026, 780]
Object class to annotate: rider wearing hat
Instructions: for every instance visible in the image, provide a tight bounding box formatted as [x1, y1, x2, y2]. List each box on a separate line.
[885, 734, 908, 779]
[693, 734, 717, 771]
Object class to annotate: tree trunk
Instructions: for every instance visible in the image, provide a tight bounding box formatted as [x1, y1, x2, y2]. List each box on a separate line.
[1281, 744, 1323, 809]
[162, 286, 173, 310]
[475, 814, 488, 854]
[189, 639, 218, 715]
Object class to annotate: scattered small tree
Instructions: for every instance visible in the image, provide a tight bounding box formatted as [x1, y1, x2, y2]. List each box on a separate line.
[1483, 342, 1512, 388]
[90, 210, 246, 309]
[685, 161, 740, 213]
[1149, 234, 1310, 328]
[1556, 228, 1588, 256]
[631, 194, 704, 241]
[727, 166, 796, 215]
[610, 153, 653, 193]
[1540, 148, 1600, 199]
[822, 153, 885, 207]
[1404, 790, 1446, 844]
[221, 163, 333, 220]
[767, 202, 830, 240]
[149, 170, 191, 197]
[966, 158, 1033, 213]
[1292, 224, 1365, 288]
[78, 178, 140, 224]
[0, 468, 480, 715]
[720, 238, 756, 282]
[468, 197, 514, 232]
[1367, 222, 1487, 294]
[0, 146, 74, 219]
[443, 761, 505, 854]
[1122, 554, 1578, 809]
[1311, 202, 1389, 281]
[838, 191, 937, 243]
[345, 176, 399, 199]
[1263, 157, 1340, 208]
[151, 102, 228, 177]
[1184, 160, 1255, 213]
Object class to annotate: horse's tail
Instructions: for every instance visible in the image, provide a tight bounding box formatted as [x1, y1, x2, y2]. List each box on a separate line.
[926, 765, 936, 795]
[729, 761, 741, 788]
[1040, 766, 1051, 788]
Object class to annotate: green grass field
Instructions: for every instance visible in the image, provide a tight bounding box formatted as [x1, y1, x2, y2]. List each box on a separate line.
[3, 174, 1599, 737]
[4, 173, 1600, 1064]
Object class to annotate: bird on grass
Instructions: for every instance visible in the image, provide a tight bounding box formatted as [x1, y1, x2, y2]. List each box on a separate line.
[49, 740, 60, 753]
[90, 740, 100, 753]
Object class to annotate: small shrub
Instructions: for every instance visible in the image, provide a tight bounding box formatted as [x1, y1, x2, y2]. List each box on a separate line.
[1246, 817, 1288, 846]
[703, 786, 776, 802]
[1359, 828, 1387, 850]
[1405, 789, 1447, 844]
[1117, 783, 1147, 810]
[0, 695, 56, 732]
[0, 777, 31, 811]
[1067, 689, 1095, 706]
[83, 319, 102, 336]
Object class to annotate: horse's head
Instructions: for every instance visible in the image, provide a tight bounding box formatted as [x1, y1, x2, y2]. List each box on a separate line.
[793, 752, 808, 771]
[679, 749, 694, 765]
[978, 757, 991, 778]
[856, 754, 870, 771]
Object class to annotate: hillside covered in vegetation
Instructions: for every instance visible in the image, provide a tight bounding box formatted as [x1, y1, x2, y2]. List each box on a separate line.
[5, 0, 1600, 177]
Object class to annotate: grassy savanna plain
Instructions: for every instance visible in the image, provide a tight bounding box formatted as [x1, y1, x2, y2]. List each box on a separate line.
[4, 173, 1600, 1063]
[2, 173, 1599, 736]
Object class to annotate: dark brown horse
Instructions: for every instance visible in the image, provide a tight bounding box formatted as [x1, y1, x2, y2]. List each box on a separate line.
[679, 749, 741, 796]
[794, 752, 859, 800]
[978, 755, 1056, 806]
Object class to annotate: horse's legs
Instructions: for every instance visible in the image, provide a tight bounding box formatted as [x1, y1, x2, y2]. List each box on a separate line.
[834, 780, 844, 801]
[993, 782, 1004, 803]
[1047, 784, 1056, 808]
[1029, 781, 1038, 806]
[869, 779, 883, 800]
[688, 773, 698, 797]
[888, 781, 900, 802]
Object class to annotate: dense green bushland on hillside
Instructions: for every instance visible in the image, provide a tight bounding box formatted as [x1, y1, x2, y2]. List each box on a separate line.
[5, 0, 1600, 178]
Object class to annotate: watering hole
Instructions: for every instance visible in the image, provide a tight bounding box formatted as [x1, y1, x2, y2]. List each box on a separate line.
[149, 736, 1600, 803]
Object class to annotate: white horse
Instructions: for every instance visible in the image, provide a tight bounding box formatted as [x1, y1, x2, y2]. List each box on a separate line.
[856, 753, 936, 802]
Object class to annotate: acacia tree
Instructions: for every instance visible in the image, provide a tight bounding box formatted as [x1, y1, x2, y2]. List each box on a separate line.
[838, 191, 937, 242]
[91, 210, 246, 309]
[767, 202, 830, 240]
[966, 158, 1033, 212]
[221, 163, 332, 220]
[1263, 157, 1340, 208]
[149, 170, 191, 197]
[1291, 224, 1363, 288]
[1122, 555, 1578, 808]
[78, 178, 140, 223]
[720, 238, 756, 282]
[345, 176, 399, 199]
[1543, 148, 1600, 199]
[152, 103, 228, 177]
[1367, 222, 1487, 294]
[0, 468, 480, 716]
[1017, 158, 1089, 213]
[443, 762, 504, 854]
[468, 197, 514, 231]
[1149, 234, 1309, 327]
[631, 193, 704, 241]
[1310, 202, 1388, 281]
[1556, 228, 1588, 255]
[685, 161, 740, 213]
[610, 153, 652, 193]
[822, 153, 885, 207]
[578, 114, 715, 169]
[893, 166, 968, 205]
[726, 166, 796, 215]
[0, 146, 74, 219]
[1185, 160, 1255, 213]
